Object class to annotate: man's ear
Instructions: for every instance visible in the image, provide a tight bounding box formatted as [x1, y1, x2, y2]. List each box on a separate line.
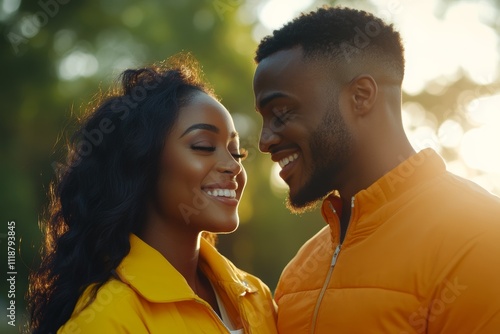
[348, 75, 378, 116]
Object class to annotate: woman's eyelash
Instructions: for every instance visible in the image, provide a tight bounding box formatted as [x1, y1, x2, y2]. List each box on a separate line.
[232, 148, 248, 160]
[191, 146, 247, 160]
[191, 145, 215, 152]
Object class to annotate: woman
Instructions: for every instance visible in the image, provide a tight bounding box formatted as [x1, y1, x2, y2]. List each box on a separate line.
[27, 54, 277, 334]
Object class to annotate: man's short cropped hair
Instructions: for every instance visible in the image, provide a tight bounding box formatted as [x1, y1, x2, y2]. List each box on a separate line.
[255, 6, 405, 83]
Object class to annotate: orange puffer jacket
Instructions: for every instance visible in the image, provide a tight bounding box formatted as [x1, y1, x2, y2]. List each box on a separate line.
[275, 149, 500, 333]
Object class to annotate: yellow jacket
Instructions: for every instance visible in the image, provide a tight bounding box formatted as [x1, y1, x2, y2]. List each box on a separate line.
[275, 149, 500, 333]
[58, 234, 277, 333]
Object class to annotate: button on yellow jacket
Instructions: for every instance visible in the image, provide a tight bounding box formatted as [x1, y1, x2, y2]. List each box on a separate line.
[58, 234, 278, 333]
[275, 149, 500, 333]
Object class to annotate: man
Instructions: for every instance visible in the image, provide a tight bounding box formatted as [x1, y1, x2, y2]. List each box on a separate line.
[253, 6, 500, 333]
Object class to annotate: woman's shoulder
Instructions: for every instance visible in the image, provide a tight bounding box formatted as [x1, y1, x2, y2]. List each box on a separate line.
[58, 279, 148, 334]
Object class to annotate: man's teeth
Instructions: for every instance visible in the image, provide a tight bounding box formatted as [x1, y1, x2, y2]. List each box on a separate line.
[279, 153, 299, 168]
[205, 189, 236, 198]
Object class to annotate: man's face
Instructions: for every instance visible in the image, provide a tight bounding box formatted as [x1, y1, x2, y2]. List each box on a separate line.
[253, 47, 353, 212]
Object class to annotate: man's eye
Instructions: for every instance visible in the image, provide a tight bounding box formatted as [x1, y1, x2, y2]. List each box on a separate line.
[274, 115, 286, 124]
[272, 106, 292, 125]
[271, 114, 288, 129]
[191, 146, 215, 152]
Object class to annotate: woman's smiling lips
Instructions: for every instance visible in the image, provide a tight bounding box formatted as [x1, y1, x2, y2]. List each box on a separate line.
[202, 182, 239, 206]
[205, 188, 237, 198]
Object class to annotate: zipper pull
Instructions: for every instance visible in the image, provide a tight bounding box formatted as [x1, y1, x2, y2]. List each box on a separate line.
[328, 201, 337, 215]
[331, 244, 341, 267]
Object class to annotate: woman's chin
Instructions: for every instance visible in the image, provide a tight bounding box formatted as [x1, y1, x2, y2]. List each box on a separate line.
[209, 218, 239, 234]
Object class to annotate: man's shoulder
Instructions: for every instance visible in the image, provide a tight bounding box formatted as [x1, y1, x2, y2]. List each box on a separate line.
[436, 171, 500, 221]
[445, 172, 500, 201]
[296, 225, 332, 254]
[280, 226, 334, 278]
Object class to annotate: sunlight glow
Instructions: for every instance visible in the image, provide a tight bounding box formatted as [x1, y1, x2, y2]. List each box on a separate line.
[58, 50, 99, 81]
[461, 94, 500, 173]
[438, 119, 464, 149]
[460, 126, 500, 174]
[270, 162, 288, 195]
[371, 0, 499, 94]
[466, 94, 500, 126]
[258, 0, 314, 30]
[1, 0, 20, 16]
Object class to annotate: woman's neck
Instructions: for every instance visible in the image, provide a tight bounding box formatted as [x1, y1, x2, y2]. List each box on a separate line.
[138, 212, 220, 315]
[138, 212, 200, 289]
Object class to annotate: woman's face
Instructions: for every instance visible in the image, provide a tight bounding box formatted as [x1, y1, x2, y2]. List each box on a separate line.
[153, 91, 247, 235]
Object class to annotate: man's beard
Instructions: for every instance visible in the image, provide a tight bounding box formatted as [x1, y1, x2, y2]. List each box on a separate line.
[286, 103, 352, 214]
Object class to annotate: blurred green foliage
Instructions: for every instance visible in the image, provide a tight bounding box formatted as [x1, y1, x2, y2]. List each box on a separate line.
[0, 0, 499, 333]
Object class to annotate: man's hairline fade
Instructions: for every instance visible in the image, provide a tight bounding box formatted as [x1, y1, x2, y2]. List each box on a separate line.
[254, 6, 405, 85]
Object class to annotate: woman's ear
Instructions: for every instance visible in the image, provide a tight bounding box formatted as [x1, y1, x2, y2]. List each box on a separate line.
[348, 75, 378, 116]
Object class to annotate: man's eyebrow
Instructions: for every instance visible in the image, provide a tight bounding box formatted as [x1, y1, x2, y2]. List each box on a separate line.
[255, 92, 289, 112]
[179, 123, 219, 138]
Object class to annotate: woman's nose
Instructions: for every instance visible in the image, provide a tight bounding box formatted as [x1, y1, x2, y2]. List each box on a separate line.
[217, 152, 243, 176]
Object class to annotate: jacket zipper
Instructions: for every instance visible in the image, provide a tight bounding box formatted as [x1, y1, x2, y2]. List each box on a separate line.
[310, 197, 355, 334]
[310, 244, 340, 334]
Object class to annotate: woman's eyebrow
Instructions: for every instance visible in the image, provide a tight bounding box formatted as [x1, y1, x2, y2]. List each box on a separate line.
[179, 123, 219, 138]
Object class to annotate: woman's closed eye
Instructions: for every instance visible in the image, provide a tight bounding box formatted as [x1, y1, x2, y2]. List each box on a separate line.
[191, 145, 215, 152]
[232, 148, 248, 161]
[191, 145, 248, 161]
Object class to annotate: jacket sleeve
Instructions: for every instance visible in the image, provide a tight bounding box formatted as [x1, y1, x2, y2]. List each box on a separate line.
[428, 228, 500, 333]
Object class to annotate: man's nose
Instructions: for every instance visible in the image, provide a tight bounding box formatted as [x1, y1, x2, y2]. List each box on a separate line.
[259, 126, 280, 153]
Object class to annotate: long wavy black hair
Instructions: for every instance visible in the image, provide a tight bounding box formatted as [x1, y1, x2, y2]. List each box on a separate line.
[26, 53, 217, 334]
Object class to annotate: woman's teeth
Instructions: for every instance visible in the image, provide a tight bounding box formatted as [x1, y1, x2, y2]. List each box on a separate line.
[205, 189, 236, 198]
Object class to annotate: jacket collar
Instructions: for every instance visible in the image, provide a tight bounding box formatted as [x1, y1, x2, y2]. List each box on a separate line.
[321, 148, 447, 247]
[199, 239, 257, 297]
[115, 234, 255, 303]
